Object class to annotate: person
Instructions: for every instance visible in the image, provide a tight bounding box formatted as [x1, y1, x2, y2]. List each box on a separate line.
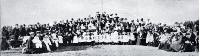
[57, 32, 63, 46]
[181, 30, 196, 52]
[112, 30, 119, 44]
[10, 24, 20, 48]
[22, 32, 37, 54]
[158, 31, 171, 50]
[32, 31, 43, 48]
[31, 31, 46, 53]
[136, 25, 142, 45]
[51, 31, 59, 48]
[140, 18, 146, 26]
[2, 12, 199, 53]
[146, 31, 154, 46]
[43, 31, 52, 52]
[114, 13, 119, 23]
[1, 26, 10, 50]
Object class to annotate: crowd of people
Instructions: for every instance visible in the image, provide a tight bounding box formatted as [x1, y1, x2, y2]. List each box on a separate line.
[1, 12, 199, 54]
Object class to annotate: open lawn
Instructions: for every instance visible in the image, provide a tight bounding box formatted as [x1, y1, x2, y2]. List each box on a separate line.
[0, 45, 198, 56]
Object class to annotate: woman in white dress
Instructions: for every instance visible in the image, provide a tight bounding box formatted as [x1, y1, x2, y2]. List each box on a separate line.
[158, 32, 171, 50]
[112, 30, 119, 43]
[57, 33, 63, 46]
[93, 31, 98, 43]
[75, 29, 81, 43]
[81, 32, 87, 43]
[51, 31, 59, 48]
[146, 31, 154, 46]
[32, 32, 42, 48]
[99, 32, 104, 44]
[43, 32, 52, 51]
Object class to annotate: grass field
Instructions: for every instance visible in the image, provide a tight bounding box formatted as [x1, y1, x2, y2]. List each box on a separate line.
[0, 45, 198, 56]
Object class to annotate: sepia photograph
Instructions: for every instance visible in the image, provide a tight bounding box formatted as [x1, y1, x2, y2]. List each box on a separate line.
[0, 0, 199, 56]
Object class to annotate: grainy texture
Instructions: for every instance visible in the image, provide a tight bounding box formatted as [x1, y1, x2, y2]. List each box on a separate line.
[0, 45, 198, 56]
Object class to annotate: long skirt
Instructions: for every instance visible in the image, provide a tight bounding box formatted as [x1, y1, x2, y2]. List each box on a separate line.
[1, 37, 10, 50]
[130, 34, 135, 41]
[99, 35, 104, 43]
[104, 34, 110, 43]
[73, 36, 79, 43]
[58, 36, 63, 44]
[113, 35, 119, 43]
[43, 39, 52, 51]
[94, 35, 99, 42]
[146, 35, 154, 43]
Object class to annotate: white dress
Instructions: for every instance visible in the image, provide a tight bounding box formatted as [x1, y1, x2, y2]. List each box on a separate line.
[73, 36, 78, 43]
[81, 25, 86, 30]
[93, 32, 98, 42]
[43, 35, 52, 45]
[58, 36, 63, 43]
[112, 31, 119, 43]
[81, 32, 87, 42]
[43, 35, 52, 51]
[146, 32, 154, 43]
[123, 35, 129, 42]
[102, 34, 106, 42]
[32, 36, 42, 48]
[99, 34, 103, 43]
[130, 33, 135, 41]
[84, 33, 90, 42]
[104, 33, 109, 43]
[51, 33, 59, 47]
[107, 34, 112, 42]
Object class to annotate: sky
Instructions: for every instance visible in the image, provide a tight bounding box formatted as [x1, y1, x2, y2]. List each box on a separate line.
[1, 0, 199, 26]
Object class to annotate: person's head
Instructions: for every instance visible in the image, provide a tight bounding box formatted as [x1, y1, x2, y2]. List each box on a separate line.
[141, 18, 143, 21]
[71, 18, 74, 21]
[137, 19, 139, 22]
[20, 25, 23, 28]
[29, 32, 35, 37]
[30, 25, 33, 28]
[131, 20, 134, 23]
[23, 24, 26, 27]
[103, 12, 106, 14]
[124, 18, 127, 20]
[110, 14, 113, 16]
[44, 24, 47, 27]
[2, 26, 7, 31]
[15, 24, 19, 28]
[115, 13, 118, 16]
[147, 19, 150, 22]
